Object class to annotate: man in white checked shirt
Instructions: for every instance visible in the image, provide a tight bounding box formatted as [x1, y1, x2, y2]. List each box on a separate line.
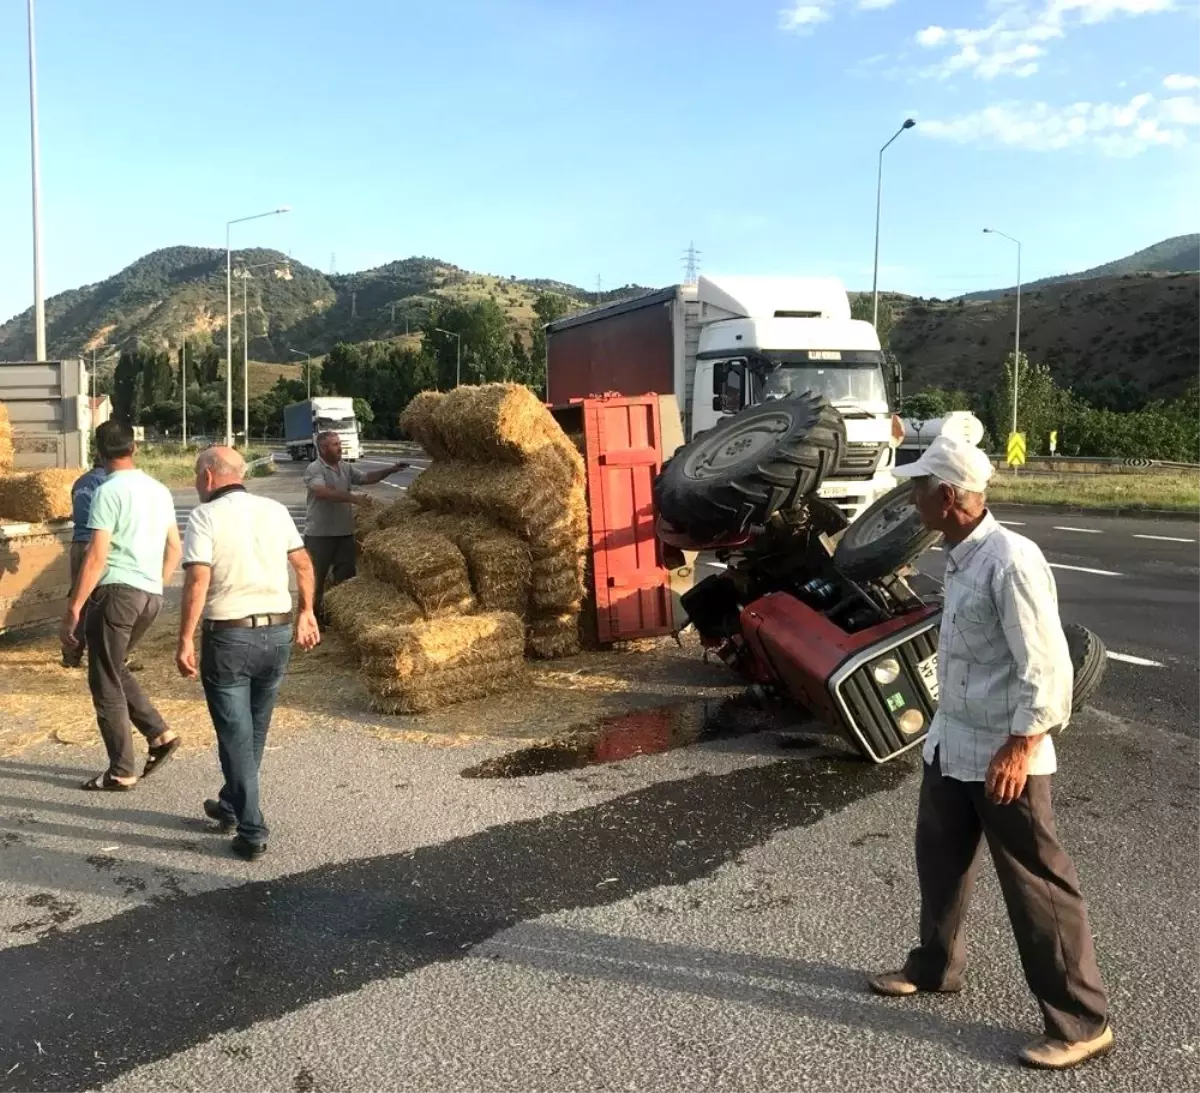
[868, 436, 1111, 1072]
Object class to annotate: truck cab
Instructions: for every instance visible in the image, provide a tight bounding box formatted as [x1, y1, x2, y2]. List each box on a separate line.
[284, 397, 362, 463]
[690, 278, 898, 523]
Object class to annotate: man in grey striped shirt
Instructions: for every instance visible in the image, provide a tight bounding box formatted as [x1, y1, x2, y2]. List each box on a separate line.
[868, 436, 1111, 1071]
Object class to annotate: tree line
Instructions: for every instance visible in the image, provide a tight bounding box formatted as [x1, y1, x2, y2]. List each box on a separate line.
[904, 353, 1199, 463]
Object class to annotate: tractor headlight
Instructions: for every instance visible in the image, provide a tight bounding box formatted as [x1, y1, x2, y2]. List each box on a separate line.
[872, 657, 901, 685]
[898, 709, 925, 736]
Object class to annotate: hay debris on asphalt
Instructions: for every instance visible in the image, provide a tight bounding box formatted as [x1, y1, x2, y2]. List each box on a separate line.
[0, 469, 75, 523]
[432, 383, 579, 466]
[526, 612, 582, 660]
[399, 391, 451, 461]
[323, 575, 424, 654]
[361, 526, 475, 616]
[367, 657, 527, 714]
[360, 610, 525, 680]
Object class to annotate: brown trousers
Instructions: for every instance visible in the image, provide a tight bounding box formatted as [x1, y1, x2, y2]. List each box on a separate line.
[903, 754, 1108, 1042]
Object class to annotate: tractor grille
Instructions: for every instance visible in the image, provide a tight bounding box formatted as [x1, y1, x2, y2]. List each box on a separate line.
[832, 624, 940, 762]
[837, 441, 886, 479]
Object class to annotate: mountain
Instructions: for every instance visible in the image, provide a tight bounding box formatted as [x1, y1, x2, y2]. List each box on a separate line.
[0, 247, 650, 363]
[959, 234, 1199, 302]
[890, 270, 1198, 404]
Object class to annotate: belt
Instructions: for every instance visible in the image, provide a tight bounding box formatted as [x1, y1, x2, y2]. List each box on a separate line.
[203, 612, 292, 631]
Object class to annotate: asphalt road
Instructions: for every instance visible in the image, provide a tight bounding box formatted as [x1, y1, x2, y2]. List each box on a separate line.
[0, 456, 1191, 1091]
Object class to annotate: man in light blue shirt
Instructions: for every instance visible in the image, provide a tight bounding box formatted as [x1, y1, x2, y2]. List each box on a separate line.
[61, 421, 183, 790]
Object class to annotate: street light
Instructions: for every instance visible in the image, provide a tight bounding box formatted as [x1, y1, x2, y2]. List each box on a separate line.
[434, 327, 463, 387]
[26, 0, 46, 361]
[287, 348, 316, 399]
[88, 345, 119, 429]
[871, 118, 915, 331]
[236, 259, 290, 446]
[225, 207, 290, 446]
[983, 227, 1022, 440]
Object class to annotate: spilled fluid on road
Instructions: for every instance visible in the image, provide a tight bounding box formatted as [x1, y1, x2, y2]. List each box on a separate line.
[461, 697, 789, 778]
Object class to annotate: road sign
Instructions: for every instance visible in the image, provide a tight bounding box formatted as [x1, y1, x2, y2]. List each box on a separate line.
[1049, 430, 1058, 455]
[1007, 432, 1027, 467]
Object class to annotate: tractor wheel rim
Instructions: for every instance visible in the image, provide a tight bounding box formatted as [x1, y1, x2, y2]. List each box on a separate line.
[856, 493, 918, 544]
[682, 411, 793, 479]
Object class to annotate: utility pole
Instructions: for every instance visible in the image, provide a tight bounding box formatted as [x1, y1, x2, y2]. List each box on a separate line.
[871, 119, 916, 331]
[242, 274, 250, 447]
[682, 241, 700, 284]
[983, 228, 1023, 441]
[181, 341, 188, 447]
[26, 0, 46, 361]
[595, 275, 602, 307]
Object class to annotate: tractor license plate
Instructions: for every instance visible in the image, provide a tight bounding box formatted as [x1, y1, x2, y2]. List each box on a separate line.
[918, 653, 939, 701]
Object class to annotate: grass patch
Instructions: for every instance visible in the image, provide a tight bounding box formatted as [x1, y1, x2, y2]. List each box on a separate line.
[136, 446, 277, 488]
[989, 471, 1200, 512]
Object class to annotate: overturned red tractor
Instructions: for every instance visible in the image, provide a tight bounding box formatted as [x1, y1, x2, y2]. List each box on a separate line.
[654, 393, 1108, 763]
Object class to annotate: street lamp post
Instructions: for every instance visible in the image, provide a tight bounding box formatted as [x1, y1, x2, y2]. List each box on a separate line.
[287, 348, 317, 400]
[26, 0, 46, 361]
[434, 328, 463, 387]
[237, 259, 287, 447]
[180, 341, 188, 447]
[871, 118, 915, 332]
[983, 228, 1022, 440]
[89, 345, 118, 431]
[225, 207, 289, 446]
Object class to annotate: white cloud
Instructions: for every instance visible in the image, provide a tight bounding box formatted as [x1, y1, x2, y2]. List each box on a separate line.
[779, 1, 832, 32]
[920, 88, 1200, 155]
[912, 0, 1177, 80]
[779, 0, 897, 34]
[1164, 73, 1200, 91]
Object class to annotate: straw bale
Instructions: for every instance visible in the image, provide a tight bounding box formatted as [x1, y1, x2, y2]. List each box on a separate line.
[408, 450, 581, 542]
[361, 527, 474, 616]
[526, 612, 582, 660]
[360, 610, 525, 681]
[367, 657, 527, 714]
[529, 550, 586, 612]
[0, 403, 12, 474]
[0, 469, 75, 523]
[432, 383, 577, 465]
[323, 575, 424, 654]
[372, 495, 424, 531]
[399, 391, 451, 460]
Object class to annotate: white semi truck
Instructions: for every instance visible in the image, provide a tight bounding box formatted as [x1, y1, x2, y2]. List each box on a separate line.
[283, 396, 362, 463]
[545, 275, 901, 521]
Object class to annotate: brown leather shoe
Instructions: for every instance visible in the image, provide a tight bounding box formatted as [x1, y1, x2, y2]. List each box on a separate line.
[867, 971, 920, 997]
[1020, 1025, 1114, 1070]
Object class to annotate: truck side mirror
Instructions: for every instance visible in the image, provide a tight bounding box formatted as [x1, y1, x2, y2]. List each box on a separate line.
[714, 362, 745, 416]
[712, 362, 729, 395]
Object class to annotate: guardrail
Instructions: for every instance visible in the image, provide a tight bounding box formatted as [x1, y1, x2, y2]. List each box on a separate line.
[987, 455, 1200, 474]
[245, 453, 275, 472]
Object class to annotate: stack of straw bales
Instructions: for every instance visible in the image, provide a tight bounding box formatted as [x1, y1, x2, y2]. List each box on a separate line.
[0, 469, 75, 523]
[323, 383, 591, 715]
[0, 402, 13, 474]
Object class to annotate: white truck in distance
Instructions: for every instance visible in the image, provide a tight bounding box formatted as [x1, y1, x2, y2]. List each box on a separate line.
[283, 397, 362, 463]
[545, 275, 901, 522]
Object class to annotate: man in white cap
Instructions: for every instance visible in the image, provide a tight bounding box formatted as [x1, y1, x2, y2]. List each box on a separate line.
[868, 435, 1111, 1071]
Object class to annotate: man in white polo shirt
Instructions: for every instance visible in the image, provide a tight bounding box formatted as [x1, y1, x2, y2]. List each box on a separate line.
[176, 446, 320, 861]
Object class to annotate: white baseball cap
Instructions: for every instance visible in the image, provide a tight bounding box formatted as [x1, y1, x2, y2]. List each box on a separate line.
[893, 435, 994, 494]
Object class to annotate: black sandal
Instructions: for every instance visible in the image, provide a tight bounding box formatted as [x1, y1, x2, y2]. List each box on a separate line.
[81, 772, 135, 792]
[142, 737, 181, 778]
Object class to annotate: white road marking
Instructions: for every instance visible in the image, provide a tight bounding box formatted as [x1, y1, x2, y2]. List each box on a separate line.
[1133, 534, 1196, 543]
[380, 481, 407, 490]
[1107, 651, 1165, 668]
[998, 520, 1026, 526]
[1054, 526, 1102, 534]
[1049, 562, 1122, 577]
[930, 546, 943, 552]
[704, 561, 728, 570]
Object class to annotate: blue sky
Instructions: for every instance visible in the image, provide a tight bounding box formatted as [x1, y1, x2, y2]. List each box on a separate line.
[0, 0, 1196, 323]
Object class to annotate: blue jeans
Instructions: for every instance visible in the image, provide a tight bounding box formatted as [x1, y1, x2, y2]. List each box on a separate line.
[200, 625, 292, 845]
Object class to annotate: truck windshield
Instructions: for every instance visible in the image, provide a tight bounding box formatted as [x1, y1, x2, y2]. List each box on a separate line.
[758, 357, 888, 407]
[316, 416, 356, 432]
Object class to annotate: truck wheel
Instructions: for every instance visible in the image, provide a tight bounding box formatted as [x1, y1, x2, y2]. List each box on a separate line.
[653, 394, 845, 539]
[832, 483, 942, 581]
[1065, 623, 1107, 713]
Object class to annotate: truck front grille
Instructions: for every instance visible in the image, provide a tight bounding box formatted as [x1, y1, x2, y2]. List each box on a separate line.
[831, 624, 939, 762]
[837, 442, 886, 479]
